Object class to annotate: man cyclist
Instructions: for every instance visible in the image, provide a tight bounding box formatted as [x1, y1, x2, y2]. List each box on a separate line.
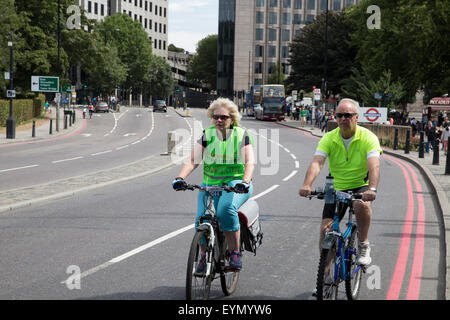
[299, 98, 382, 267]
[172, 98, 255, 272]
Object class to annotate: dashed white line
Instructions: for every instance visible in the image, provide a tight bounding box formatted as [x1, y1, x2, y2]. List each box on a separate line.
[52, 156, 83, 164]
[0, 164, 39, 173]
[282, 170, 298, 182]
[91, 150, 112, 156]
[116, 145, 129, 150]
[295, 161, 300, 168]
[250, 185, 280, 201]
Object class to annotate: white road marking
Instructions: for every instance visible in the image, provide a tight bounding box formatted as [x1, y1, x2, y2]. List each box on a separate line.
[52, 156, 83, 164]
[250, 185, 280, 201]
[61, 224, 195, 284]
[0, 164, 39, 173]
[282, 170, 298, 182]
[295, 161, 300, 168]
[116, 145, 129, 150]
[91, 150, 112, 156]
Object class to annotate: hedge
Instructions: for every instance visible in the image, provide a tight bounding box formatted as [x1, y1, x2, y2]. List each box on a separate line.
[0, 94, 45, 127]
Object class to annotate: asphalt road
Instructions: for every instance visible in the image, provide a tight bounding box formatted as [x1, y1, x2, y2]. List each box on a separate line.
[0, 107, 445, 300]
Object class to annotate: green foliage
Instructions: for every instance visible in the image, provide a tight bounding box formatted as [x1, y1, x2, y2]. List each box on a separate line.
[266, 61, 285, 85]
[149, 56, 173, 98]
[168, 44, 185, 53]
[341, 68, 407, 111]
[0, 94, 44, 126]
[346, 0, 450, 102]
[186, 35, 218, 90]
[287, 11, 357, 97]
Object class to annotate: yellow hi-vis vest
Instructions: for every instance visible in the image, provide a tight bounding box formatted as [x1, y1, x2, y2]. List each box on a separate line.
[203, 126, 252, 186]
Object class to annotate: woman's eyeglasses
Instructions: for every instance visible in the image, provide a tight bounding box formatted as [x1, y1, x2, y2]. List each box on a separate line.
[336, 112, 357, 119]
[213, 115, 231, 120]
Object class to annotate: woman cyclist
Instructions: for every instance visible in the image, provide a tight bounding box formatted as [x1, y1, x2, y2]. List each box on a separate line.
[172, 98, 255, 272]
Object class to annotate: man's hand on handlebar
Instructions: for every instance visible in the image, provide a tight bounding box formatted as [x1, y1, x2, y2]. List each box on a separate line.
[361, 189, 376, 202]
[299, 184, 312, 197]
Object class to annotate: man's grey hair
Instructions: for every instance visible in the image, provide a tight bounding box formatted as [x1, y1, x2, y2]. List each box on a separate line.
[338, 98, 360, 113]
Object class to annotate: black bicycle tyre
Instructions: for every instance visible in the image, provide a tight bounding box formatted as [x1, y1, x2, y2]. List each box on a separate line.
[345, 226, 363, 300]
[316, 246, 339, 300]
[220, 239, 240, 296]
[186, 231, 213, 300]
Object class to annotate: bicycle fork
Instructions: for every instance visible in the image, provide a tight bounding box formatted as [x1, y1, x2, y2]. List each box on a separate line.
[196, 222, 215, 277]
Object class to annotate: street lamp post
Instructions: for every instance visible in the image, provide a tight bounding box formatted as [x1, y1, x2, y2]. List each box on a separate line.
[323, 0, 329, 101]
[6, 32, 15, 139]
[56, 0, 61, 132]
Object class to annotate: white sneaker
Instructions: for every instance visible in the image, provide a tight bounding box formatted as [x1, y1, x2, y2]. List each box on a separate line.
[357, 241, 372, 266]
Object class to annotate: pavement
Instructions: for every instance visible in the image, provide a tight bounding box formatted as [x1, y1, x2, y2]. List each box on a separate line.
[0, 108, 448, 299]
[278, 117, 450, 299]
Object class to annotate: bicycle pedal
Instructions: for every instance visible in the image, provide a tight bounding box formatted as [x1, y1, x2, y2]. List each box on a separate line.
[223, 266, 240, 273]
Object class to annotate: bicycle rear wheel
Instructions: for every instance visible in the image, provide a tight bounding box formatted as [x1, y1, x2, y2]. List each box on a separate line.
[316, 245, 339, 300]
[345, 225, 363, 300]
[220, 239, 240, 296]
[186, 231, 214, 300]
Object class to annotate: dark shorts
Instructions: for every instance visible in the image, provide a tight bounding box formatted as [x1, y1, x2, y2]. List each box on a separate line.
[322, 185, 369, 220]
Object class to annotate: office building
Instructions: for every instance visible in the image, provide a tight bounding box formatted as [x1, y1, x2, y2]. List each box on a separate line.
[80, 0, 168, 59]
[217, 0, 359, 97]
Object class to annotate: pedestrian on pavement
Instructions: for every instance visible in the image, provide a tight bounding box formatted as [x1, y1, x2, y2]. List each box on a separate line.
[300, 106, 307, 126]
[321, 111, 329, 132]
[83, 107, 87, 119]
[425, 120, 437, 153]
[441, 124, 450, 155]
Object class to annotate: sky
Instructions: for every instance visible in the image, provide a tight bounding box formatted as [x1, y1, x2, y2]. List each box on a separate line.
[168, 0, 219, 53]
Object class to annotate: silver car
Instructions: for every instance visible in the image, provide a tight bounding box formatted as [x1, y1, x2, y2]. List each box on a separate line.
[95, 102, 109, 113]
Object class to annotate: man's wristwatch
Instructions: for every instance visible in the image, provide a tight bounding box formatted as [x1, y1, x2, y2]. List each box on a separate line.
[369, 187, 377, 193]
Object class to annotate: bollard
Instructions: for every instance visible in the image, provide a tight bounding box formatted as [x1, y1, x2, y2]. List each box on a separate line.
[445, 137, 450, 175]
[404, 130, 410, 154]
[167, 131, 177, 154]
[432, 139, 439, 165]
[32, 120, 36, 138]
[64, 115, 68, 129]
[49, 119, 53, 134]
[419, 131, 424, 158]
[393, 128, 399, 150]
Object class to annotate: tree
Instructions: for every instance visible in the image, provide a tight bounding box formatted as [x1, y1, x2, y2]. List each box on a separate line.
[341, 68, 407, 111]
[147, 56, 173, 98]
[266, 61, 285, 85]
[98, 14, 153, 94]
[168, 44, 185, 53]
[287, 11, 357, 98]
[186, 35, 217, 90]
[346, 0, 450, 104]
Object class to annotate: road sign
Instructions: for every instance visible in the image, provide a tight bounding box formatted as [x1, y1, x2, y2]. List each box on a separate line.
[6, 90, 16, 98]
[31, 76, 59, 93]
[359, 107, 387, 123]
[314, 88, 321, 101]
[62, 83, 72, 93]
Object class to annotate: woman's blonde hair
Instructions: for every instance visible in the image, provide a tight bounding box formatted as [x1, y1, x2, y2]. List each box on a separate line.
[207, 97, 241, 127]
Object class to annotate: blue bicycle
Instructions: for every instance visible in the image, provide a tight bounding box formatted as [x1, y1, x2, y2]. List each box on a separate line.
[310, 189, 365, 300]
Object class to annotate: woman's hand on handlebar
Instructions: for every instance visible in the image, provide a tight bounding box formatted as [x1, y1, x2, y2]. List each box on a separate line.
[234, 182, 249, 193]
[172, 177, 187, 191]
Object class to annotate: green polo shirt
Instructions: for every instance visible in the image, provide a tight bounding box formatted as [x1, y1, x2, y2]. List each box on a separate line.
[316, 125, 382, 190]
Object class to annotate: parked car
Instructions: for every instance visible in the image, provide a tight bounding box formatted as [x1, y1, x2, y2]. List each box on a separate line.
[153, 100, 167, 112]
[95, 102, 109, 113]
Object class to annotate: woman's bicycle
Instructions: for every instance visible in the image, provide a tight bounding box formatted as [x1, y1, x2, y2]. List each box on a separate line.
[182, 183, 257, 300]
[309, 189, 366, 300]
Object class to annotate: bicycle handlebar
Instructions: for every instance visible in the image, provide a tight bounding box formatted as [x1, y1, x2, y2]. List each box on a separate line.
[183, 183, 249, 194]
[309, 189, 363, 200]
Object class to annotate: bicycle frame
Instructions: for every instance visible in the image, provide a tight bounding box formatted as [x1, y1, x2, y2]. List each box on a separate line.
[324, 194, 362, 283]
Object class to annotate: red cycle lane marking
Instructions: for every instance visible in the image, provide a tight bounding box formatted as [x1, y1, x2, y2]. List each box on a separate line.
[404, 162, 426, 300]
[383, 154, 415, 300]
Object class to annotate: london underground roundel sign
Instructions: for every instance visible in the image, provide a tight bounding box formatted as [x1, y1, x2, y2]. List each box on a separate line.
[364, 108, 382, 122]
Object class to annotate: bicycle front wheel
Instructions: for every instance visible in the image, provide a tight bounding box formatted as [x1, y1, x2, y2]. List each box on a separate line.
[316, 245, 339, 300]
[186, 230, 213, 300]
[345, 225, 363, 300]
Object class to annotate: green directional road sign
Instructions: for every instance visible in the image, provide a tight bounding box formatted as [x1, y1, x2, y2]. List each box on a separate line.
[31, 76, 59, 93]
